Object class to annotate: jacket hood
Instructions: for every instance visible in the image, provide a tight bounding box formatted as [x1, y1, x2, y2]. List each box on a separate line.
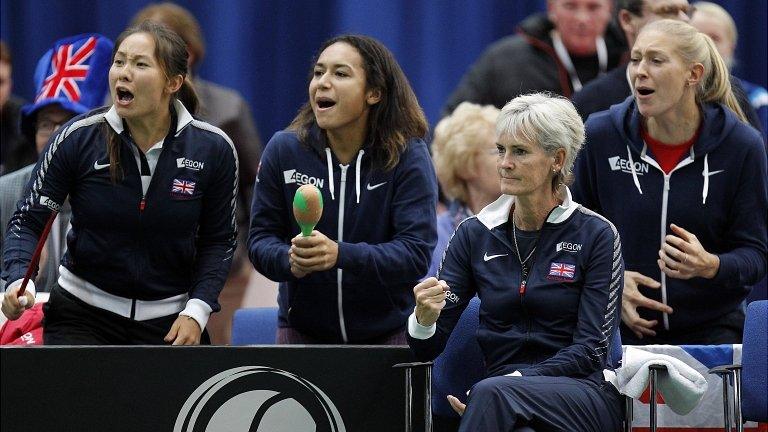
[608, 96, 742, 157]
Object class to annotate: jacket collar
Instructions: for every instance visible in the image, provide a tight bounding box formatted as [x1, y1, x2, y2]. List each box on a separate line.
[476, 186, 578, 230]
[104, 99, 193, 137]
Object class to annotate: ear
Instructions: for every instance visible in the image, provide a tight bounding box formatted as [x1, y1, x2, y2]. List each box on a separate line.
[618, 10, 636, 41]
[366, 88, 382, 106]
[166, 74, 184, 95]
[687, 63, 704, 87]
[552, 148, 566, 172]
[546, 0, 557, 23]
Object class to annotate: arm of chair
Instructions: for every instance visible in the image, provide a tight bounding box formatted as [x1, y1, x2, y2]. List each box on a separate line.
[393, 361, 434, 432]
[708, 364, 743, 432]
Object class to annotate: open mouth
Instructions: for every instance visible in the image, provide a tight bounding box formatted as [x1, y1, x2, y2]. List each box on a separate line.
[316, 97, 336, 109]
[636, 87, 655, 96]
[116, 87, 134, 103]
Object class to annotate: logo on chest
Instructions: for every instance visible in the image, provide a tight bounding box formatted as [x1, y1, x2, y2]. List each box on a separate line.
[283, 169, 324, 189]
[177, 157, 205, 171]
[171, 178, 196, 198]
[547, 262, 576, 282]
[608, 156, 649, 176]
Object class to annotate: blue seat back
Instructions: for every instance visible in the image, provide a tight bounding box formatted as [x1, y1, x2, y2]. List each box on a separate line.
[231, 307, 278, 345]
[431, 297, 485, 417]
[742, 300, 767, 422]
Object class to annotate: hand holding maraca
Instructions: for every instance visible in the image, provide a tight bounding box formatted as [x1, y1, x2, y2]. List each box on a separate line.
[290, 185, 336, 277]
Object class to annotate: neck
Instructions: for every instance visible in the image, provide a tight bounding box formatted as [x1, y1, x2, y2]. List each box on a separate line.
[465, 185, 497, 215]
[327, 128, 366, 165]
[645, 95, 701, 144]
[512, 190, 560, 231]
[126, 109, 172, 152]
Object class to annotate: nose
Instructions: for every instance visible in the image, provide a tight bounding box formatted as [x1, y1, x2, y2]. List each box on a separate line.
[317, 71, 331, 88]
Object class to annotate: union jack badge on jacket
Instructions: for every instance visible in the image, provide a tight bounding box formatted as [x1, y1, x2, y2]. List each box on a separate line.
[547, 262, 576, 281]
[21, 33, 113, 139]
[171, 179, 196, 197]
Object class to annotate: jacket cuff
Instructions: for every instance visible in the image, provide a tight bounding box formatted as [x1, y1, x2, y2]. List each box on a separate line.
[5, 279, 36, 297]
[407, 309, 436, 340]
[710, 253, 732, 285]
[336, 241, 360, 270]
[179, 298, 213, 331]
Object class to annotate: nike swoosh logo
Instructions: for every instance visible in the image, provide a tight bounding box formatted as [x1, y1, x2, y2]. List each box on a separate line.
[483, 252, 508, 262]
[366, 182, 387, 191]
[93, 161, 110, 170]
[703, 169, 724, 177]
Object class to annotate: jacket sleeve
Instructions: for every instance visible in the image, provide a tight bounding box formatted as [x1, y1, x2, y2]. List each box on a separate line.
[711, 133, 768, 287]
[335, 142, 438, 289]
[2, 126, 77, 286]
[248, 134, 295, 282]
[190, 137, 239, 311]
[519, 223, 624, 378]
[408, 220, 477, 361]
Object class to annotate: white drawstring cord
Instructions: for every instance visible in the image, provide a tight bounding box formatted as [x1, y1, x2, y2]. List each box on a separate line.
[626, 145, 643, 195]
[325, 147, 335, 200]
[355, 150, 364, 203]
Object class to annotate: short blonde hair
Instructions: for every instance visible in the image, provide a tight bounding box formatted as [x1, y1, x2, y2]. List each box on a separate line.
[693, 2, 737, 46]
[432, 102, 500, 203]
[497, 93, 584, 192]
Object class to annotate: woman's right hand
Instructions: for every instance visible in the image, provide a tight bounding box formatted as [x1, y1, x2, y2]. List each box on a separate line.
[1, 280, 36, 321]
[621, 271, 673, 339]
[413, 277, 448, 327]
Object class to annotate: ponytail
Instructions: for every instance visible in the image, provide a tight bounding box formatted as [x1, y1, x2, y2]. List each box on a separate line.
[175, 76, 199, 115]
[698, 35, 747, 123]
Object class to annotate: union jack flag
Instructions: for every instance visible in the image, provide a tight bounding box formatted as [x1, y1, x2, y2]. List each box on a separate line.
[36, 36, 97, 103]
[172, 179, 196, 195]
[548, 262, 575, 279]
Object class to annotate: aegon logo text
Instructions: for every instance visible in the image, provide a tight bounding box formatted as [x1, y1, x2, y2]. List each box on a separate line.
[39, 196, 61, 212]
[283, 169, 325, 189]
[608, 156, 649, 175]
[176, 157, 204, 171]
[445, 290, 460, 303]
[556, 241, 582, 253]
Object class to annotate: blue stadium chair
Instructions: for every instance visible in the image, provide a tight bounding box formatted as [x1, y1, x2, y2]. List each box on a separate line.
[710, 300, 767, 432]
[230, 307, 278, 345]
[394, 297, 631, 432]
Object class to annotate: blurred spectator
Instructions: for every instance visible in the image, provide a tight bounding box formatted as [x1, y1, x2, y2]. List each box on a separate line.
[0, 40, 28, 175]
[691, 2, 768, 138]
[572, 0, 763, 135]
[428, 102, 501, 278]
[0, 34, 113, 293]
[132, 3, 263, 344]
[573, 20, 766, 345]
[443, 0, 625, 114]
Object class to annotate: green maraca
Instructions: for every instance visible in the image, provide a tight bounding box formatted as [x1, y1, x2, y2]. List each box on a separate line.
[293, 184, 323, 236]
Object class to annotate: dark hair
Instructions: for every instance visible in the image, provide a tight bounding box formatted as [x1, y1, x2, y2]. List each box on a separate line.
[131, 2, 205, 68]
[288, 34, 428, 171]
[106, 21, 198, 182]
[617, 0, 645, 16]
[0, 40, 11, 64]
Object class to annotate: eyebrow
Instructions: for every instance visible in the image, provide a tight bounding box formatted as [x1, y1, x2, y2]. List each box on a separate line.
[114, 51, 152, 61]
[315, 62, 354, 69]
[630, 48, 668, 56]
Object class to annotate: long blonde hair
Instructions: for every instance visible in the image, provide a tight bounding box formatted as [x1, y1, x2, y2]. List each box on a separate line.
[640, 19, 746, 122]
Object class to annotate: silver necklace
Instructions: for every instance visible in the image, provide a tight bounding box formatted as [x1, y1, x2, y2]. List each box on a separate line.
[512, 213, 537, 294]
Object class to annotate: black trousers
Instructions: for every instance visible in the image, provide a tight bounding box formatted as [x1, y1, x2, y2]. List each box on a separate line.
[459, 375, 624, 432]
[43, 285, 210, 345]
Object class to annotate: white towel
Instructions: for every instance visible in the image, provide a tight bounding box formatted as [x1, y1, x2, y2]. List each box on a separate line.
[604, 346, 708, 415]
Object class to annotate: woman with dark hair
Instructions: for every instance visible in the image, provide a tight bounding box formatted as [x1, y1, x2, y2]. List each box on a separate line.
[1, 21, 238, 345]
[249, 34, 437, 344]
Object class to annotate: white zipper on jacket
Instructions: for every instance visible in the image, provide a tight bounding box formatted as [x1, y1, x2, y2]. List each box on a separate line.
[638, 143, 695, 330]
[337, 164, 350, 343]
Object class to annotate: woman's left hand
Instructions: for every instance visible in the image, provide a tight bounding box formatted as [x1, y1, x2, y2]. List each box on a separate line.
[289, 231, 339, 274]
[164, 315, 202, 345]
[658, 224, 720, 280]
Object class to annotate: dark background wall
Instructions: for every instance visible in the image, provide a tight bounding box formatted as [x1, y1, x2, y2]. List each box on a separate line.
[2, 0, 765, 145]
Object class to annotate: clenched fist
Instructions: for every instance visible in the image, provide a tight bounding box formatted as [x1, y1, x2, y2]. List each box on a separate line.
[413, 277, 449, 327]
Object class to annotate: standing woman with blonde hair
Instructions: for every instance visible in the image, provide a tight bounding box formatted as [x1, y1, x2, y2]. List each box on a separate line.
[573, 19, 767, 345]
[2, 21, 239, 345]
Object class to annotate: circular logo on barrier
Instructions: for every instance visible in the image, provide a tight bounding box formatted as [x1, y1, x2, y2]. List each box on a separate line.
[174, 366, 346, 432]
